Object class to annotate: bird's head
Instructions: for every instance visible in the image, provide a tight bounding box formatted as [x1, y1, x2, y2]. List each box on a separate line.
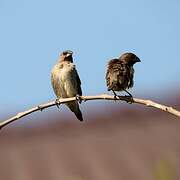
[59, 50, 73, 62]
[119, 52, 141, 66]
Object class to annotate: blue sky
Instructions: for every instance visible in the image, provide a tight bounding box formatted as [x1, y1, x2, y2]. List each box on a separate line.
[0, 0, 180, 111]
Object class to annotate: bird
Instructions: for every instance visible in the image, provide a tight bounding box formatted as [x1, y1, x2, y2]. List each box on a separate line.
[51, 50, 83, 121]
[106, 52, 141, 98]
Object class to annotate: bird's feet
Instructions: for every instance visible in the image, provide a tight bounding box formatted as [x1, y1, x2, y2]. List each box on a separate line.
[55, 98, 60, 108]
[124, 96, 133, 104]
[38, 105, 44, 111]
[76, 94, 82, 104]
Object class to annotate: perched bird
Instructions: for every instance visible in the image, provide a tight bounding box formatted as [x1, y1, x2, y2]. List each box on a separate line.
[106, 52, 141, 97]
[51, 50, 83, 121]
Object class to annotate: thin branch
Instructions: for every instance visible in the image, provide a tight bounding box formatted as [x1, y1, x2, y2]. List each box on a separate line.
[0, 94, 180, 130]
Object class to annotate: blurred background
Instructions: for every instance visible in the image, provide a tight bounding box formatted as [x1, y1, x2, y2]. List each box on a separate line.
[0, 0, 180, 179]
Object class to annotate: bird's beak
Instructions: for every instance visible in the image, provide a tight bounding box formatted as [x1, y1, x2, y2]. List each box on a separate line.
[135, 57, 141, 62]
[66, 51, 73, 57]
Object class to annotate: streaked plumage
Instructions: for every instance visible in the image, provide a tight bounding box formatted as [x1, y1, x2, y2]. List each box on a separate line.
[51, 50, 83, 121]
[106, 52, 141, 97]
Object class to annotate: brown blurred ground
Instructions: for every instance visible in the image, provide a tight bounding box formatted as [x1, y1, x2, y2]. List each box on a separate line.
[0, 96, 180, 180]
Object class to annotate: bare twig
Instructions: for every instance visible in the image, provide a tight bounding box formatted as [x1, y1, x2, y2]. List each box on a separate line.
[0, 94, 180, 130]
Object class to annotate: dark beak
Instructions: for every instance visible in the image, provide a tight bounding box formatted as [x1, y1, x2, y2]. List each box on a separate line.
[135, 57, 141, 62]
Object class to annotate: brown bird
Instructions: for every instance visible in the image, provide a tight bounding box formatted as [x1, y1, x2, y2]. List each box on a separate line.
[106, 52, 141, 98]
[51, 50, 83, 121]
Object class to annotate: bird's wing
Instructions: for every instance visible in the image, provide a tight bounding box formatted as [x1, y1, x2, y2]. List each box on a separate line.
[106, 68, 118, 87]
[118, 64, 135, 89]
[118, 63, 127, 84]
[106, 59, 122, 89]
[71, 66, 82, 96]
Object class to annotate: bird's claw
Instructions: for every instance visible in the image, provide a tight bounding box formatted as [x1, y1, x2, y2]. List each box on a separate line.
[55, 98, 60, 108]
[76, 95, 82, 104]
[124, 95, 133, 104]
[38, 105, 44, 111]
[114, 95, 119, 101]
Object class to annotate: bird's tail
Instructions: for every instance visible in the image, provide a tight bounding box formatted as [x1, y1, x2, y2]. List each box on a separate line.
[66, 102, 83, 121]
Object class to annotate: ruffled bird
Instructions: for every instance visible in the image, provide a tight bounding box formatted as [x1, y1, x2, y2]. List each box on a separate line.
[106, 52, 141, 98]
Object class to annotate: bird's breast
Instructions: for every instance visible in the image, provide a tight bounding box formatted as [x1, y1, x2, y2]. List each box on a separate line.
[59, 65, 73, 81]
[58, 64, 78, 97]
